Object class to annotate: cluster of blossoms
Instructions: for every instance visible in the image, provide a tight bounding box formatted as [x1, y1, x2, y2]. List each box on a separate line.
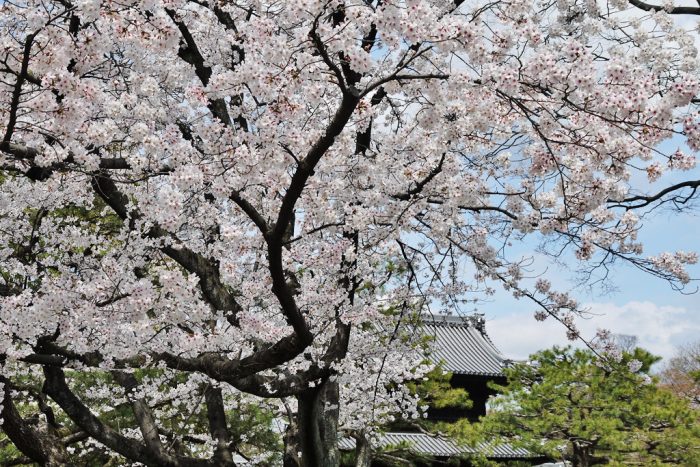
[650, 251, 699, 284]
[669, 149, 697, 170]
[684, 113, 700, 150]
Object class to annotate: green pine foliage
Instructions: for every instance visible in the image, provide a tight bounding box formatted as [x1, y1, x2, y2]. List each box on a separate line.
[407, 365, 472, 415]
[475, 346, 700, 467]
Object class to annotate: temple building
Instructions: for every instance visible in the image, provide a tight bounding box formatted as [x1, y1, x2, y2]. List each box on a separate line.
[341, 314, 548, 465]
[424, 314, 509, 423]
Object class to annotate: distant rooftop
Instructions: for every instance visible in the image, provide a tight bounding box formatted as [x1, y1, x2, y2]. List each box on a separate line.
[422, 314, 509, 377]
[336, 316, 525, 462]
[339, 432, 530, 459]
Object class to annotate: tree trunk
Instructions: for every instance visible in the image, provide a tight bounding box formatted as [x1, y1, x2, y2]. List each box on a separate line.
[572, 442, 591, 467]
[283, 415, 301, 467]
[354, 431, 372, 467]
[297, 378, 340, 467]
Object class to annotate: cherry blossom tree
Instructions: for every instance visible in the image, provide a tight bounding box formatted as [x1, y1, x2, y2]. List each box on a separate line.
[660, 340, 700, 406]
[0, 0, 699, 465]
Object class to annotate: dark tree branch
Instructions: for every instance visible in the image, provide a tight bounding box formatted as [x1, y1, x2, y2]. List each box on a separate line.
[355, 88, 387, 155]
[42, 366, 214, 467]
[608, 180, 700, 210]
[309, 13, 347, 92]
[392, 153, 447, 201]
[363, 70, 449, 97]
[229, 190, 270, 234]
[166, 8, 232, 125]
[265, 92, 360, 346]
[188, 0, 239, 32]
[112, 372, 168, 460]
[272, 93, 360, 240]
[166, 9, 212, 85]
[628, 0, 700, 15]
[24, 325, 351, 398]
[88, 172, 319, 379]
[0, 141, 131, 180]
[86, 173, 317, 393]
[203, 386, 236, 466]
[90, 172, 243, 318]
[61, 430, 89, 445]
[0, 376, 67, 466]
[3, 34, 36, 144]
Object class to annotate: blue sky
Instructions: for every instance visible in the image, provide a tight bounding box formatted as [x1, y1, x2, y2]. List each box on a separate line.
[483, 138, 700, 363]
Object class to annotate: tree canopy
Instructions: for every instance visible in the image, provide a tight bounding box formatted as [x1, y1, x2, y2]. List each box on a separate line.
[660, 340, 700, 407]
[477, 347, 700, 466]
[1, 0, 700, 464]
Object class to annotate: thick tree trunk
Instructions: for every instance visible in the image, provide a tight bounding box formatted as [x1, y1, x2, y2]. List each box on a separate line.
[297, 378, 341, 467]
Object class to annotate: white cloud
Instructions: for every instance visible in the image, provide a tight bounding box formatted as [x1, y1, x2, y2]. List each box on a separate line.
[486, 301, 700, 362]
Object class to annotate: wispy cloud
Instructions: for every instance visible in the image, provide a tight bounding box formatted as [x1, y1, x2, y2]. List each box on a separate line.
[486, 301, 700, 362]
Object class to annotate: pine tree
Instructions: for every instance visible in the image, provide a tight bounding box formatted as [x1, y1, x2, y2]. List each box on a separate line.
[477, 347, 700, 466]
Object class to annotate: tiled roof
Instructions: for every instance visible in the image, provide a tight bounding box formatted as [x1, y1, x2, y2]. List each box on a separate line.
[423, 314, 508, 376]
[339, 432, 531, 459]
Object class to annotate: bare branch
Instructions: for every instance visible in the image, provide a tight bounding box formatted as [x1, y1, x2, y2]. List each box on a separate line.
[628, 0, 700, 15]
[608, 180, 700, 210]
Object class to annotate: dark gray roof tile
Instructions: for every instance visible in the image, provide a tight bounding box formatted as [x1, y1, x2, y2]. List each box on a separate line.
[423, 314, 507, 376]
[339, 432, 531, 458]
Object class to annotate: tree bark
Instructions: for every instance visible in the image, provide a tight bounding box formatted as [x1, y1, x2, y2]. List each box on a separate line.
[297, 378, 341, 467]
[203, 386, 236, 466]
[283, 414, 301, 467]
[572, 442, 591, 467]
[0, 377, 67, 466]
[354, 431, 372, 467]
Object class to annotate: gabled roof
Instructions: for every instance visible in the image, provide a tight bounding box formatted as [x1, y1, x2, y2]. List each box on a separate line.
[339, 432, 531, 459]
[423, 314, 508, 377]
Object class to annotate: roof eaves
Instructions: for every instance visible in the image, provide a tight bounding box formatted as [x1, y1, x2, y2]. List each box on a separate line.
[339, 432, 533, 459]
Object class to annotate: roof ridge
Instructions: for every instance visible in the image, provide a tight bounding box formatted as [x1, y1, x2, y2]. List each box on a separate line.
[422, 313, 485, 328]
